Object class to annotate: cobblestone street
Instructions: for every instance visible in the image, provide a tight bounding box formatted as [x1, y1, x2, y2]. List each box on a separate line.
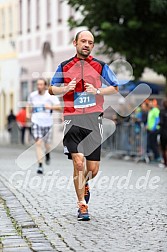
[0, 145, 167, 252]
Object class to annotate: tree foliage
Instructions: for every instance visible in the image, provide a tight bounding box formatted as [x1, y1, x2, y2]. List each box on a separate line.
[67, 0, 167, 82]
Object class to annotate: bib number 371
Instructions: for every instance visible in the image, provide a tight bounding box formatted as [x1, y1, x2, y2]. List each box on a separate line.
[74, 92, 96, 108]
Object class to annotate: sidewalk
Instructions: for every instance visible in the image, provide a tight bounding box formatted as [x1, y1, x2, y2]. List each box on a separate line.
[0, 145, 167, 251]
[0, 180, 56, 252]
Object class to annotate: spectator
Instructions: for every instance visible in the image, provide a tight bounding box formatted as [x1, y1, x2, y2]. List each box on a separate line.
[7, 109, 16, 132]
[7, 109, 20, 144]
[159, 99, 167, 168]
[140, 102, 149, 125]
[131, 107, 142, 133]
[132, 102, 149, 126]
[132, 102, 149, 135]
[16, 107, 28, 145]
[147, 99, 160, 162]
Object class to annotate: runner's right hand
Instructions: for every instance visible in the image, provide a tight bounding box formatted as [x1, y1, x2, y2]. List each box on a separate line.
[66, 78, 76, 92]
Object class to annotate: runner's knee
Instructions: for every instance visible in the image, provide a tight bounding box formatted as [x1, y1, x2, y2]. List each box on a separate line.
[75, 161, 84, 171]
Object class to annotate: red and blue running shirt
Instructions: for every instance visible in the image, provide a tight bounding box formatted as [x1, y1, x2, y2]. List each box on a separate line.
[51, 55, 118, 115]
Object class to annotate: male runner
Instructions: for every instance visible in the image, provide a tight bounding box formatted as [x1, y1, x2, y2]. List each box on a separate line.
[27, 78, 60, 174]
[49, 30, 118, 220]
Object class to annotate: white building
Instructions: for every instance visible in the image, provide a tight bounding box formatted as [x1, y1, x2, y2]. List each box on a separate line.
[0, 0, 19, 135]
[18, 0, 77, 103]
[0, 0, 79, 142]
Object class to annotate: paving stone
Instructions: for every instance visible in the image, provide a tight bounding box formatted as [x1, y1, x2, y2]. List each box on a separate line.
[2, 248, 32, 252]
[31, 244, 54, 250]
[2, 238, 27, 247]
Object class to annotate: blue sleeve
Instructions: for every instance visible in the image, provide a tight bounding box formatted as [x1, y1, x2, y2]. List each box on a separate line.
[101, 64, 119, 87]
[152, 117, 160, 131]
[136, 111, 142, 120]
[51, 64, 64, 87]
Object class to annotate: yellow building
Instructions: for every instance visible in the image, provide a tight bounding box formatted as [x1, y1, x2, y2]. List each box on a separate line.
[0, 0, 19, 135]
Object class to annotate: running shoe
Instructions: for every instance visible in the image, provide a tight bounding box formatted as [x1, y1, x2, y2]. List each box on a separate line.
[37, 167, 43, 174]
[84, 182, 90, 204]
[45, 153, 50, 165]
[78, 204, 90, 221]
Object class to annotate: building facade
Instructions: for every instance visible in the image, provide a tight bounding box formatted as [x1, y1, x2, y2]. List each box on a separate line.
[0, 0, 79, 138]
[0, 0, 19, 133]
[18, 0, 77, 103]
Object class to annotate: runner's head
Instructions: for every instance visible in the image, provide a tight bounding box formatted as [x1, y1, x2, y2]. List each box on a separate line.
[148, 99, 157, 109]
[73, 30, 94, 59]
[141, 102, 149, 112]
[37, 78, 48, 94]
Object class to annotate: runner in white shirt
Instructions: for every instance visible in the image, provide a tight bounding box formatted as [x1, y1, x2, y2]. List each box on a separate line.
[27, 78, 60, 174]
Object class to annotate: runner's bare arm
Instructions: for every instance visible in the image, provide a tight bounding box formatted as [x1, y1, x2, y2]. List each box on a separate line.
[45, 104, 62, 111]
[51, 105, 62, 111]
[49, 78, 76, 95]
[98, 85, 118, 95]
[49, 86, 67, 95]
[85, 83, 118, 95]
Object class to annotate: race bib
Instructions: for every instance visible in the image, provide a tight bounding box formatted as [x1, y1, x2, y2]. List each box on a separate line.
[74, 92, 96, 108]
[33, 105, 45, 113]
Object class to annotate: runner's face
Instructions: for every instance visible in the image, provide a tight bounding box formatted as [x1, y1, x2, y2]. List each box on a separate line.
[37, 80, 46, 94]
[149, 101, 153, 108]
[74, 32, 94, 59]
[141, 103, 146, 111]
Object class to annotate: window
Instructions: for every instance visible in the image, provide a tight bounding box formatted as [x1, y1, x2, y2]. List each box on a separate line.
[9, 7, 13, 36]
[21, 81, 28, 101]
[57, 30, 63, 45]
[36, 0, 40, 30]
[46, 0, 51, 27]
[19, 41, 23, 52]
[19, 0, 22, 34]
[10, 93, 14, 111]
[69, 6, 74, 19]
[36, 36, 40, 49]
[57, 0, 62, 23]
[2, 92, 6, 128]
[27, 0, 31, 32]
[32, 80, 37, 91]
[27, 39, 31, 51]
[1, 9, 5, 38]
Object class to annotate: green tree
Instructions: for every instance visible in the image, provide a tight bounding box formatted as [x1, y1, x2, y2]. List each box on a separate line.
[67, 0, 167, 92]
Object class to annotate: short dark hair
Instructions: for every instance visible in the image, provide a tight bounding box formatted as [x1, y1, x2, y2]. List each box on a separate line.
[75, 30, 93, 42]
[37, 78, 48, 86]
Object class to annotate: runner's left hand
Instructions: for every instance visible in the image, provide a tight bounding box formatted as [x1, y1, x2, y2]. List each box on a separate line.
[85, 83, 96, 94]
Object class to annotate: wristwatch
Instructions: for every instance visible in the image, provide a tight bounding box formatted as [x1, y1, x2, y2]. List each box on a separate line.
[96, 88, 101, 95]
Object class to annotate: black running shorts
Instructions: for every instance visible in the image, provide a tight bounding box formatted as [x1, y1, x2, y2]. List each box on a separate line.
[63, 112, 103, 161]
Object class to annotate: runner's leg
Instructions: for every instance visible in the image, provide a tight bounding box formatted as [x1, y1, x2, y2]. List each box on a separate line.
[45, 142, 51, 164]
[84, 160, 100, 204]
[35, 138, 43, 165]
[72, 153, 86, 203]
[45, 143, 50, 153]
[72, 153, 90, 221]
[44, 126, 52, 164]
[85, 160, 100, 181]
